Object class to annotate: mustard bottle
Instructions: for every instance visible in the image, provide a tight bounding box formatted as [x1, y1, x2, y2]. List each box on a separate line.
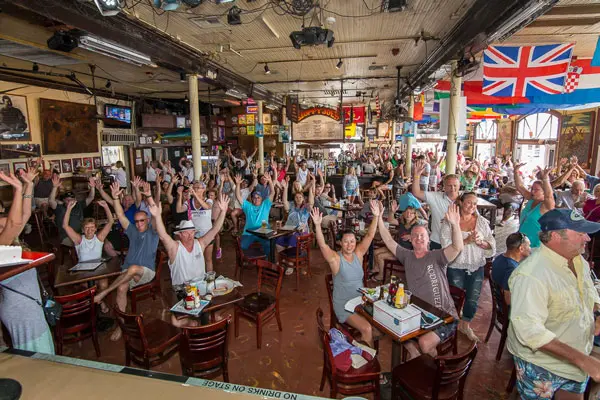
[395, 283, 405, 308]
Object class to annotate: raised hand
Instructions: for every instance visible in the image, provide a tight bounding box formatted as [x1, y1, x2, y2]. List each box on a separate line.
[171, 175, 180, 186]
[20, 166, 39, 185]
[156, 174, 163, 186]
[263, 174, 272, 184]
[131, 176, 142, 188]
[445, 203, 460, 225]
[310, 207, 323, 225]
[147, 200, 161, 217]
[140, 182, 152, 197]
[110, 181, 122, 199]
[0, 171, 23, 191]
[414, 159, 425, 176]
[540, 166, 552, 180]
[66, 199, 77, 211]
[97, 200, 110, 210]
[390, 200, 399, 214]
[369, 200, 382, 217]
[217, 193, 230, 212]
[514, 162, 526, 171]
[52, 174, 61, 188]
[176, 185, 184, 195]
[281, 176, 289, 188]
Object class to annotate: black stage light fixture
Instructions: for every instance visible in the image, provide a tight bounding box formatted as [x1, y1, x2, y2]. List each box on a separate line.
[336, 58, 343, 69]
[105, 79, 112, 89]
[32, 63, 39, 72]
[264, 63, 271, 74]
[289, 27, 335, 50]
[47, 31, 78, 52]
[227, 6, 242, 25]
[94, 0, 123, 16]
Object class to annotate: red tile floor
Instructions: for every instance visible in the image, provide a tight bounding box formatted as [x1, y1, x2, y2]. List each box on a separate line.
[36, 236, 522, 399]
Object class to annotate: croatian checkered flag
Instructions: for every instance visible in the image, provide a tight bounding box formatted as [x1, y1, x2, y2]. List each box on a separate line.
[564, 64, 583, 93]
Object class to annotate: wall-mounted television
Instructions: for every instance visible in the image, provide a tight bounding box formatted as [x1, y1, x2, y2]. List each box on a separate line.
[104, 104, 132, 129]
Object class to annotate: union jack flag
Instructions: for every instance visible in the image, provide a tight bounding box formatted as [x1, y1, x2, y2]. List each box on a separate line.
[482, 43, 575, 97]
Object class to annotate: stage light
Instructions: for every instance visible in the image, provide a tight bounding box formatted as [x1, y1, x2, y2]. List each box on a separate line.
[184, 95, 189, 102]
[264, 64, 271, 74]
[336, 58, 343, 69]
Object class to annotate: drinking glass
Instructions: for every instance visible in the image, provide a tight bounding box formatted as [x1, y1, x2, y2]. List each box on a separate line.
[261, 220, 267, 229]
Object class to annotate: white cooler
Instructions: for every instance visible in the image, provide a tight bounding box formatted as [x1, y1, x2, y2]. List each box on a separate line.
[373, 300, 421, 336]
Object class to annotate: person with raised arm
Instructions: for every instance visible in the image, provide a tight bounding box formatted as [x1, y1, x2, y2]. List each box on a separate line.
[310, 201, 380, 346]
[94, 182, 159, 341]
[514, 163, 555, 248]
[234, 173, 274, 254]
[377, 201, 464, 358]
[147, 194, 229, 328]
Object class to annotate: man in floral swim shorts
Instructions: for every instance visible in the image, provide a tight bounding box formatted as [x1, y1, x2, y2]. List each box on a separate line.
[507, 209, 600, 399]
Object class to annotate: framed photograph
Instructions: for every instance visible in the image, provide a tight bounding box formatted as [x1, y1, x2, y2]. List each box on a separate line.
[238, 114, 246, 125]
[246, 114, 255, 125]
[82, 157, 92, 169]
[61, 159, 73, 173]
[272, 114, 279, 124]
[0, 163, 10, 175]
[0, 143, 41, 160]
[93, 156, 102, 169]
[0, 94, 31, 141]
[40, 99, 97, 154]
[13, 161, 27, 175]
[263, 114, 271, 124]
[72, 158, 83, 169]
[49, 160, 61, 174]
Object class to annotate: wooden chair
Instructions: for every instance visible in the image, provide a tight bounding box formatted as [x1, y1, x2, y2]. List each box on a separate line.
[278, 233, 314, 290]
[60, 244, 78, 267]
[392, 341, 478, 400]
[54, 287, 100, 357]
[234, 260, 284, 349]
[233, 233, 266, 281]
[436, 286, 466, 356]
[128, 250, 166, 314]
[484, 276, 510, 361]
[180, 317, 231, 381]
[316, 308, 381, 400]
[362, 253, 369, 287]
[382, 259, 405, 284]
[328, 222, 341, 251]
[113, 307, 181, 370]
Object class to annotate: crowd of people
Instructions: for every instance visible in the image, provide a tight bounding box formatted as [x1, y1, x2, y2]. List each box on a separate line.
[2, 144, 600, 399]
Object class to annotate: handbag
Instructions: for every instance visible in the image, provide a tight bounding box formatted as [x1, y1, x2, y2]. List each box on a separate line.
[0, 273, 62, 327]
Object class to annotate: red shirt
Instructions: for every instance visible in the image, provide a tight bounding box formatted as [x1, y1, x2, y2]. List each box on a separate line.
[583, 198, 600, 222]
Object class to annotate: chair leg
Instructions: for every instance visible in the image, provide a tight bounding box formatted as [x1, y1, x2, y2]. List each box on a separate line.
[223, 359, 229, 383]
[485, 308, 497, 343]
[296, 264, 300, 291]
[319, 354, 327, 391]
[92, 330, 101, 358]
[234, 309, 240, 338]
[125, 350, 131, 366]
[256, 319, 262, 349]
[130, 294, 137, 314]
[506, 365, 516, 393]
[374, 378, 381, 400]
[496, 328, 508, 361]
[275, 306, 283, 331]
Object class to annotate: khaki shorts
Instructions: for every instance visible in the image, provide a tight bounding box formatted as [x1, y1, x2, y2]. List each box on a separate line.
[129, 266, 156, 289]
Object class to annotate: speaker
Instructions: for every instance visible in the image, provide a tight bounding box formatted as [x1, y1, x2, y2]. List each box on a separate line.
[387, 0, 407, 12]
[47, 31, 78, 52]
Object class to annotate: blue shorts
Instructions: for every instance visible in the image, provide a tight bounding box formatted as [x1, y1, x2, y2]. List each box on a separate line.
[432, 321, 457, 341]
[514, 356, 588, 399]
[346, 189, 357, 196]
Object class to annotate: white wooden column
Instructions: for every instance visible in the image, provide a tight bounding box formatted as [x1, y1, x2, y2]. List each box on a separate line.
[189, 74, 202, 178]
[446, 60, 461, 174]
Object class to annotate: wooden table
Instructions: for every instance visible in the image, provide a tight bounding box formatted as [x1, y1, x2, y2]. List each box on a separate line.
[355, 295, 454, 367]
[0, 251, 55, 282]
[325, 204, 360, 229]
[172, 287, 244, 324]
[246, 229, 295, 263]
[54, 257, 123, 288]
[476, 196, 497, 229]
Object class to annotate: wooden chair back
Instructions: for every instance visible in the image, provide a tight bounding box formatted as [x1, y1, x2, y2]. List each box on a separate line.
[296, 233, 313, 260]
[180, 317, 231, 379]
[113, 307, 148, 353]
[55, 286, 96, 322]
[316, 307, 337, 375]
[382, 259, 405, 284]
[255, 259, 284, 301]
[449, 285, 466, 316]
[325, 274, 337, 329]
[328, 222, 340, 251]
[433, 342, 478, 400]
[233, 233, 244, 265]
[489, 277, 509, 329]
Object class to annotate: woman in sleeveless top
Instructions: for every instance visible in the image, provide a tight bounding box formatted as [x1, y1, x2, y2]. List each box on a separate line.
[63, 199, 114, 312]
[514, 163, 555, 248]
[310, 201, 380, 346]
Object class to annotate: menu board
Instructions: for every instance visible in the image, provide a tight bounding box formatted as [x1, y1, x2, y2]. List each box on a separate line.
[292, 116, 343, 141]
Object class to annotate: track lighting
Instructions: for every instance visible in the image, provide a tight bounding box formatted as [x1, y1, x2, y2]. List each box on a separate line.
[264, 63, 271, 74]
[336, 58, 343, 69]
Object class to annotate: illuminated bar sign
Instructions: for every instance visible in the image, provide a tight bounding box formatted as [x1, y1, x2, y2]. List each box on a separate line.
[246, 105, 258, 114]
[297, 106, 340, 122]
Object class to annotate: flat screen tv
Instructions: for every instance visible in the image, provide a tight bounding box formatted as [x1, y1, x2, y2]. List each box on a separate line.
[104, 104, 132, 129]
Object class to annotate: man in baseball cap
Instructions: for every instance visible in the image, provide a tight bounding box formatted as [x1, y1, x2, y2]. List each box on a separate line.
[507, 208, 600, 399]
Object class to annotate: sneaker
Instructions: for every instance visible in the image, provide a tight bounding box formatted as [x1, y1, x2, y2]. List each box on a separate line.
[216, 248, 222, 259]
[285, 267, 294, 276]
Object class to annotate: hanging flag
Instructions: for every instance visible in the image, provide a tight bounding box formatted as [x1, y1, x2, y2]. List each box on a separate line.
[413, 97, 424, 121]
[482, 43, 574, 97]
[592, 36, 600, 66]
[375, 95, 381, 119]
[527, 58, 600, 105]
[435, 80, 530, 105]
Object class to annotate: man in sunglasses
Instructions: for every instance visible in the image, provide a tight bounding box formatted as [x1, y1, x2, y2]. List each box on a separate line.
[94, 181, 159, 341]
[491, 232, 531, 305]
[508, 209, 600, 399]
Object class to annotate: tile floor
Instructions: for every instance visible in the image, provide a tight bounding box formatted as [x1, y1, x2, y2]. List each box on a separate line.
[43, 234, 527, 399]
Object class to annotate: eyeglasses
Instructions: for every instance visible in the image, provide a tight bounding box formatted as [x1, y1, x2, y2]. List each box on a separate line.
[134, 219, 147, 224]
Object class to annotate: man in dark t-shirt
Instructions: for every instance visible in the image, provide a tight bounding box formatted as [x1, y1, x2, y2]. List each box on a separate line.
[375, 201, 464, 359]
[491, 232, 531, 305]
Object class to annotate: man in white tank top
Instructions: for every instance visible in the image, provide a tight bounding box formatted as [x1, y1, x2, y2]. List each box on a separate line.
[148, 193, 229, 328]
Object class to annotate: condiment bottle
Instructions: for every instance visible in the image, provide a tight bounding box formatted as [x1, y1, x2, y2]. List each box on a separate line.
[395, 283, 405, 308]
[388, 276, 398, 305]
[184, 290, 195, 310]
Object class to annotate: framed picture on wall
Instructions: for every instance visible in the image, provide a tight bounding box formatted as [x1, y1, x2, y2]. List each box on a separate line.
[49, 160, 61, 174]
[0, 163, 10, 175]
[72, 158, 83, 170]
[93, 157, 102, 169]
[0, 94, 31, 141]
[82, 157, 92, 169]
[61, 159, 73, 173]
[13, 162, 27, 175]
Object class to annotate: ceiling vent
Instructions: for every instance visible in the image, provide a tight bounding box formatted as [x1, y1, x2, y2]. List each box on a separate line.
[368, 65, 387, 71]
[189, 16, 226, 29]
[0, 38, 81, 66]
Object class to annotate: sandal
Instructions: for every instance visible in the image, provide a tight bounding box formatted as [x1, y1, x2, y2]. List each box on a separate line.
[285, 267, 294, 276]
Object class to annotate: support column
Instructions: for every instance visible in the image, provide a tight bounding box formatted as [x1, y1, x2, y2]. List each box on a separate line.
[405, 95, 415, 177]
[446, 59, 461, 174]
[257, 100, 264, 174]
[189, 74, 202, 179]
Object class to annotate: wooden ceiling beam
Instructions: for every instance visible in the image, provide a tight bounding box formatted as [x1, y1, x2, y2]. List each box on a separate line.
[546, 5, 600, 16]
[528, 17, 600, 27]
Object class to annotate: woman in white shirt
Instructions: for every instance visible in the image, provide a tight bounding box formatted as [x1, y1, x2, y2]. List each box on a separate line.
[113, 161, 127, 189]
[440, 192, 495, 341]
[63, 199, 114, 313]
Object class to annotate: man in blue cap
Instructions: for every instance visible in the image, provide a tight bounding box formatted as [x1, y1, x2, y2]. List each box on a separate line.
[508, 208, 600, 399]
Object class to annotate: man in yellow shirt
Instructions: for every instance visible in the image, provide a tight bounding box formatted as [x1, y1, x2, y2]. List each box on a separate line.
[508, 209, 600, 399]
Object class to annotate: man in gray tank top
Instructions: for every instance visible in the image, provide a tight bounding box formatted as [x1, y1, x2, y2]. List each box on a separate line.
[375, 201, 464, 360]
